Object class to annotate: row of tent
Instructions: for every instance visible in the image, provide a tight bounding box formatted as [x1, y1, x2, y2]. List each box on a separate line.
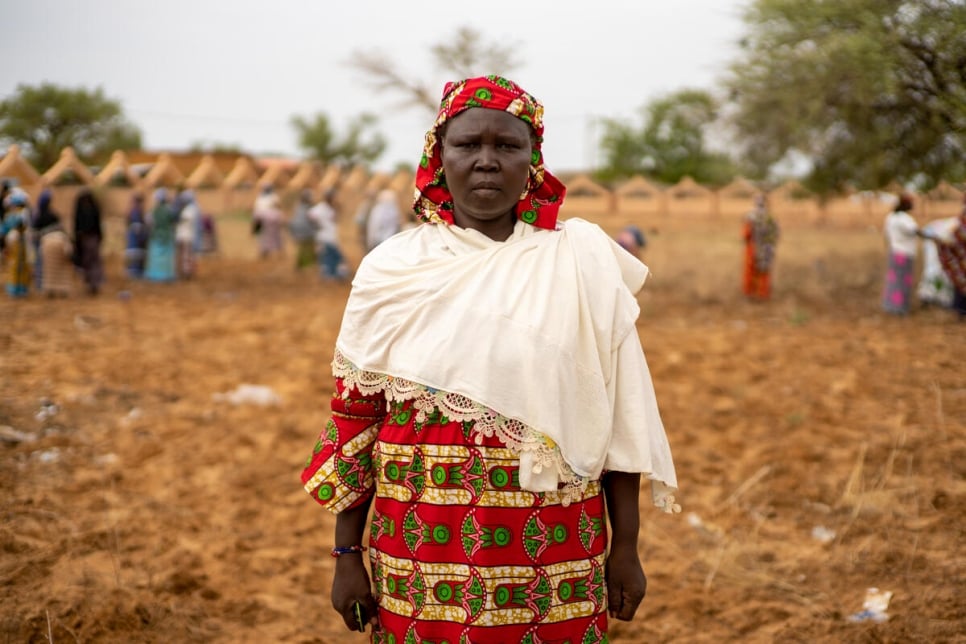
[1, 144, 964, 224]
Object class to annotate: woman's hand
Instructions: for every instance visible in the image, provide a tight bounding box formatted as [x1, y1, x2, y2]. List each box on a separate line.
[331, 500, 377, 631]
[331, 555, 379, 632]
[602, 471, 646, 621]
[605, 541, 647, 621]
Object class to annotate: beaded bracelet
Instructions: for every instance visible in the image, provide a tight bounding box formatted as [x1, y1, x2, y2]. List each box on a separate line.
[331, 545, 367, 558]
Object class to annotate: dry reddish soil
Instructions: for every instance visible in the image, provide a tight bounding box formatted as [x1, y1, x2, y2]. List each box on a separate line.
[1, 215, 963, 643]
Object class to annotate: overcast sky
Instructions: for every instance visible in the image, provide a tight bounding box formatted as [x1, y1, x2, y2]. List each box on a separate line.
[2, 0, 749, 172]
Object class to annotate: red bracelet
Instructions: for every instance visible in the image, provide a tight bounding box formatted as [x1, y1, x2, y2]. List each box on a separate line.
[331, 545, 367, 557]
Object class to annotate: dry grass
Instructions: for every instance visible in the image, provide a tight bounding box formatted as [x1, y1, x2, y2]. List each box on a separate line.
[1, 212, 963, 643]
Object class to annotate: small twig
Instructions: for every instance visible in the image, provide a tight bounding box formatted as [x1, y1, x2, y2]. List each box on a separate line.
[931, 382, 947, 440]
[874, 431, 905, 491]
[840, 443, 867, 505]
[46, 608, 54, 643]
[724, 465, 772, 507]
[703, 542, 727, 592]
[905, 534, 920, 581]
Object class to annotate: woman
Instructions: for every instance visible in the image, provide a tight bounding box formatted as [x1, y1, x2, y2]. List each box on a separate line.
[73, 188, 104, 295]
[300, 76, 678, 642]
[288, 189, 318, 270]
[309, 189, 347, 280]
[38, 213, 73, 298]
[124, 193, 150, 278]
[917, 216, 956, 308]
[253, 184, 284, 259]
[743, 194, 779, 300]
[144, 188, 178, 282]
[882, 194, 920, 314]
[931, 195, 966, 318]
[365, 189, 402, 251]
[31, 189, 59, 289]
[1, 189, 32, 297]
[175, 189, 200, 279]
[616, 224, 647, 259]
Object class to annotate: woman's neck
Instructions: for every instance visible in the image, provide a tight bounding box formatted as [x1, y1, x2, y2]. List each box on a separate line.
[453, 211, 516, 242]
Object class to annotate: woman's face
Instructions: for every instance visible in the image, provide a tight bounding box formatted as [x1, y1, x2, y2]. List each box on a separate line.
[440, 108, 533, 239]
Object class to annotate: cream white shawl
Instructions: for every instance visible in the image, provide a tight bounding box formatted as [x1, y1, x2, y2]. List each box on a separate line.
[334, 218, 678, 511]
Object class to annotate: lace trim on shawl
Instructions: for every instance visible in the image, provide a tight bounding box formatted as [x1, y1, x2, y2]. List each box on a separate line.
[332, 349, 589, 505]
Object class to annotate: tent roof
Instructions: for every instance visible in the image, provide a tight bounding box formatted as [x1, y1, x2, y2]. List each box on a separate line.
[667, 176, 712, 198]
[141, 153, 185, 188]
[223, 157, 260, 189]
[718, 176, 761, 198]
[184, 155, 226, 189]
[42, 147, 95, 186]
[287, 161, 323, 192]
[0, 145, 41, 186]
[94, 150, 140, 186]
[614, 175, 663, 196]
[563, 173, 609, 197]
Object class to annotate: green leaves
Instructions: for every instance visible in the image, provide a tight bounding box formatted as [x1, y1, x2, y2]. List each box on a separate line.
[0, 83, 142, 171]
[727, 0, 966, 192]
[597, 89, 740, 186]
[290, 112, 387, 166]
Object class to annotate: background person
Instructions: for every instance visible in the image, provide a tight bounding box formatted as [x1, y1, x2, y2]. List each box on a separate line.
[308, 189, 347, 281]
[144, 188, 178, 283]
[1, 189, 32, 297]
[124, 193, 149, 279]
[881, 193, 920, 315]
[917, 216, 956, 309]
[72, 188, 104, 295]
[300, 76, 678, 642]
[253, 184, 284, 259]
[742, 193, 779, 301]
[38, 212, 73, 297]
[288, 189, 318, 270]
[365, 189, 401, 251]
[175, 189, 200, 279]
[31, 189, 59, 290]
[615, 224, 647, 259]
[930, 194, 966, 319]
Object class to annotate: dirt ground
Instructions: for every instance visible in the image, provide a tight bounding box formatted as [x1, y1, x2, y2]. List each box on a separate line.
[1, 214, 963, 643]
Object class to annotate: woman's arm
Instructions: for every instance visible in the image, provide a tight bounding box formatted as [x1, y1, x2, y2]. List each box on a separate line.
[301, 376, 387, 632]
[332, 497, 379, 632]
[603, 471, 647, 621]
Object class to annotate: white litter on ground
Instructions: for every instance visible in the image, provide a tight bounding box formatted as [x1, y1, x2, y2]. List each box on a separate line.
[213, 384, 281, 406]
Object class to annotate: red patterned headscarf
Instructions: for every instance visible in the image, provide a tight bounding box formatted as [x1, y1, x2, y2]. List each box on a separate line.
[413, 75, 566, 230]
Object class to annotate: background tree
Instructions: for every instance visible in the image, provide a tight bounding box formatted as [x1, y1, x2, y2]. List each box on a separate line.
[597, 89, 739, 185]
[0, 83, 142, 171]
[347, 26, 521, 114]
[189, 141, 244, 155]
[291, 112, 387, 166]
[726, 0, 966, 193]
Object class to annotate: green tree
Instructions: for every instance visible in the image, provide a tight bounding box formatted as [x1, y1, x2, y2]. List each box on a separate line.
[347, 26, 521, 113]
[0, 83, 142, 171]
[291, 112, 387, 166]
[726, 0, 966, 193]
[597, 89, 739, 185]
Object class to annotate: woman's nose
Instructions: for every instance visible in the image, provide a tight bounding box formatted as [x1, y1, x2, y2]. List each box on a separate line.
[474, 144, 499, 170]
